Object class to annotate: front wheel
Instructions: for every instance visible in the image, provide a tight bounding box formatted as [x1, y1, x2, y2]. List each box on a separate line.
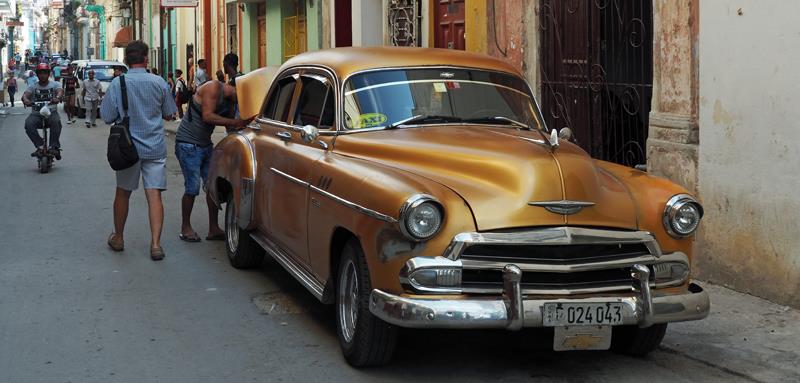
[611, 323, 668, 356]
[224, 195, 264, 269]
[336, 239, 399, 367]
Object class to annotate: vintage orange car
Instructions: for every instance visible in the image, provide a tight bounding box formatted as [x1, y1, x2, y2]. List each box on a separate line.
[208, 47, 710, 366]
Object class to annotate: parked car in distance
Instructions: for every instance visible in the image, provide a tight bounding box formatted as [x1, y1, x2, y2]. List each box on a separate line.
[73, 60, 128, 118]
[208, 47, 710, 366]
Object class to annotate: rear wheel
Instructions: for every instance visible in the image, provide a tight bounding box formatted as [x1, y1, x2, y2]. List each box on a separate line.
[336, 239, 398, 367]
[224, 195, 264, 269]
[611, 323, 668, 356]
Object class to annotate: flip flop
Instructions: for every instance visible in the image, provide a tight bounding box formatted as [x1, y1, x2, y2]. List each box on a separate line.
[178, 233, 201, 242]
[150, 246, 165, 261]
[205, 233, 225, 241]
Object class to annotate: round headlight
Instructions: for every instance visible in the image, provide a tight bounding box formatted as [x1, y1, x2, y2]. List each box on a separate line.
[663, 194, 704, 238]
[400, 195, 444, 241]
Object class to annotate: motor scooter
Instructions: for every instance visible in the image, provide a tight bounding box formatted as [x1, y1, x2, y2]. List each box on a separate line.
[29, 100, 56, 174]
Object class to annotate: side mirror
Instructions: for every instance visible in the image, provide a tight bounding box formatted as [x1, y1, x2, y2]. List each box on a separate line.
[300, 125, 319, 143]
[558, 127, 573, 141]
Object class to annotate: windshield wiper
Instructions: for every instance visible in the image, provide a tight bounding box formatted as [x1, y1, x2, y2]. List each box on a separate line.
[463, 116, 531, 130]
[384, 114, 463, 129]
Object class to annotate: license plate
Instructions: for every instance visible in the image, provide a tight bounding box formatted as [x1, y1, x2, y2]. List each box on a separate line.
[542, 303, 624, 326]
[553, 325, 612, 351]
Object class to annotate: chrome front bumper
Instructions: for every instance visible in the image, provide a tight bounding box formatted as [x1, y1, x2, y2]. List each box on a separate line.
[369, 265, 710, 329]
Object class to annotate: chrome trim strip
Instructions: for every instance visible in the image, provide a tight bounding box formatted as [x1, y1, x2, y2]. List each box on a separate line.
[528, 200, 595, 215]
[443, 227, 662, 260]
[232, 132, 257, 180]
[238, 178, 254, 229]
[344, 79, 532, 99]
[369, 282, 710, 329]
[309, 185, 398, 224]
[270, 167, 309, 187]
[250, 233, 325, 301]
[460, 254, 658, 273]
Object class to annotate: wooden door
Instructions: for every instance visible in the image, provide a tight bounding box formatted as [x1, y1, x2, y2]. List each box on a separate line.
[334, 0, 352, 47]
[258, 4, 267, 67]
[540, 0, 653, 167]
[434, 0, 465, 50]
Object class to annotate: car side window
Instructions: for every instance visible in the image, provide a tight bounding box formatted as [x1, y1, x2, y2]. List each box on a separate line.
[263, 76, 297, 123]
[294, 76, 334, 129]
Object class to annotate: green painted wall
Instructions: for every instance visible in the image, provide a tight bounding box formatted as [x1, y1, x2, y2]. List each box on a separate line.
[241, 5, 259, 71]
[306, 0, 320, 51]
[266, 1, 283, 66]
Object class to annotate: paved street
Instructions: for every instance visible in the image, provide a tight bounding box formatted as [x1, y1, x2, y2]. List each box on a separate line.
[0, 100, 798, 383]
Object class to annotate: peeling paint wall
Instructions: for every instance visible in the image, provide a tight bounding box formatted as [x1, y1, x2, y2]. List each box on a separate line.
[486, 0, 524, 71]
[697, 2, 800, 307]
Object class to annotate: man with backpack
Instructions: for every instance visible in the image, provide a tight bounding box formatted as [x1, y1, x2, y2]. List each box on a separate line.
[174, 69, 190, 119]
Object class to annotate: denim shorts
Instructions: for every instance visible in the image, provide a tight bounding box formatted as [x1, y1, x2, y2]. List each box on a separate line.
[175, 142, 214, 196]
[116, 158, 167, 191]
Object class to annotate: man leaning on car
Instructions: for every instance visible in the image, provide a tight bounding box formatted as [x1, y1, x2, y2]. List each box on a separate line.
[174, 53, 253, 243]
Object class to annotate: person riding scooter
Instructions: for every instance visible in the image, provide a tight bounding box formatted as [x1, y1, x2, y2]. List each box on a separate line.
[22, 63, 64, 159]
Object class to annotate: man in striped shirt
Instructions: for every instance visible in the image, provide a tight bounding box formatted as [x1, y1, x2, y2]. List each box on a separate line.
[101, 40, 178, 261]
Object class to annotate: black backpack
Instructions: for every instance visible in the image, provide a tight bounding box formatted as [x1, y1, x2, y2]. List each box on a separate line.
[106, 76, 139, 171]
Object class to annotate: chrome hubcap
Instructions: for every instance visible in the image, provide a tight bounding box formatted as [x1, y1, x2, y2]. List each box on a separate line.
[338, 259, 359, 343]
[225, 202, 239, 253]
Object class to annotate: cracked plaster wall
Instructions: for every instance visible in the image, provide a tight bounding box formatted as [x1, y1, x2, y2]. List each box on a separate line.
[696, 2, 800, 307]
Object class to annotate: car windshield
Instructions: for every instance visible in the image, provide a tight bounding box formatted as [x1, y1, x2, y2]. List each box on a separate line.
[85, 65, 124, 82]
[342, 68, 542, 131]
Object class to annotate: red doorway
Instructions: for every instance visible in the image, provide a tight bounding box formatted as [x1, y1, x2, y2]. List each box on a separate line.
[335, 0, 352, 47]
[434, 0, 465, 50]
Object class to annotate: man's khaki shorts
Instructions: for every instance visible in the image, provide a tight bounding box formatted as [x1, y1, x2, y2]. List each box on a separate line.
[116, 158, 167, 191]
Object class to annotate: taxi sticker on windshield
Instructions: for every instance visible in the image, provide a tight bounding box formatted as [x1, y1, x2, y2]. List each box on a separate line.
[358, 113, 388, 128]
[433, 82, 448, 93]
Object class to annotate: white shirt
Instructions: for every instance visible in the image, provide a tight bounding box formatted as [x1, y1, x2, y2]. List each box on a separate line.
[194, 68, 208, 88]
[83, 78, 103, 101]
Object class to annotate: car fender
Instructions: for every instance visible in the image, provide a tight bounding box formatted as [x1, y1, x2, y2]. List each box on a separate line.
[208, 132, 258, 230]
[307, 153, 477, 294]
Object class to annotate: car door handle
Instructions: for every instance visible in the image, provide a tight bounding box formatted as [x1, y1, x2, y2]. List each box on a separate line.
[275, 131, 292, 140]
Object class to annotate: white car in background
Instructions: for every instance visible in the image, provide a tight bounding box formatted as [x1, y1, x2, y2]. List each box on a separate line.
[74, 60, 128, 118]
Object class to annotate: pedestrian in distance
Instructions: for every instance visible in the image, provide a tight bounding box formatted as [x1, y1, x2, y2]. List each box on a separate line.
[0, 69, 5, 107]
[101, 40, 178, 261]
[81, 69, 103, 128]
[175, 56, 253, 242]
[193, 59, 208, 90]
[61, 66, 78, 124]
[215, 69, 224, 82]
[7, 72, 17, 107]
[167, 71, 176, 98]
[174, 69, 188, 119]
[152, 67, 159, 76]
[112, 67, 123, 79]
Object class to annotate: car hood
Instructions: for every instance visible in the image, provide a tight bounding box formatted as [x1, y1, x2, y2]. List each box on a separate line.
[333, 126, 638, 231]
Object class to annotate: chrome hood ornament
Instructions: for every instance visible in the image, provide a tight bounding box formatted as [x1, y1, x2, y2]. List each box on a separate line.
[529, 200, 595, 215]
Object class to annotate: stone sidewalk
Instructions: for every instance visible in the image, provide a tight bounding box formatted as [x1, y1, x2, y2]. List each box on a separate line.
[659, 283, 798, 382]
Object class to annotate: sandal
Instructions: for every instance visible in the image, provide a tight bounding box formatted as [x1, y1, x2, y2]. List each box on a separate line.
[205, 233, 225, 241]
[150, 246, 165, 261]
[107, 233, 124, 252]
[178, 233, 201, 242]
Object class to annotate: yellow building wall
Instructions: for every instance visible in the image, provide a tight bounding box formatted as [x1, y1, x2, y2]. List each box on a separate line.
[465, 0, 488, 54]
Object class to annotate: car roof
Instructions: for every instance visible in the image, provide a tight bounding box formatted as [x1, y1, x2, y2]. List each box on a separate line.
[280, 47, 523, 80]
[82, 60, 127, 67]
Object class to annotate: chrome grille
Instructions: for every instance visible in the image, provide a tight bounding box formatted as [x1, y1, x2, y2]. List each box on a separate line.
[446, 227, 660, 295]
